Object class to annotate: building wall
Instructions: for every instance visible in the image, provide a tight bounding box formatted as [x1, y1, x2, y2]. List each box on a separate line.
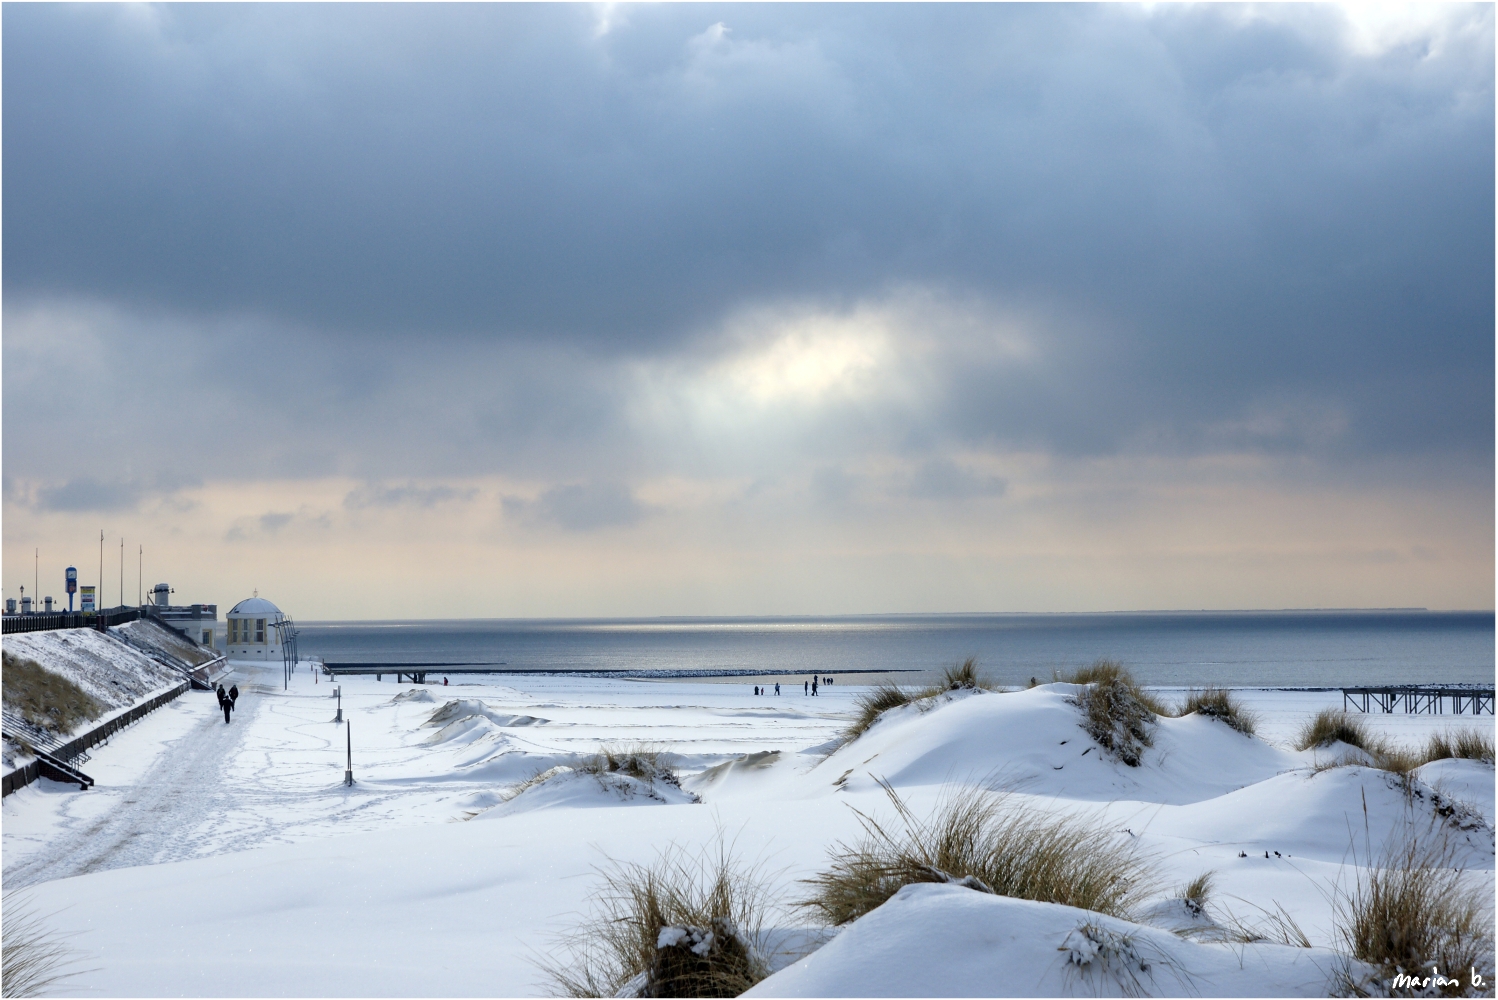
[226, 615, 283, 660]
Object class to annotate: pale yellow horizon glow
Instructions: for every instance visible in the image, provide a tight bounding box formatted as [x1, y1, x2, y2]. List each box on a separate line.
[3, 456, 1490, 621]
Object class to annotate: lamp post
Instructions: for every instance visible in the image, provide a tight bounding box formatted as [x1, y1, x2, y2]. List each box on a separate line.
[344, 721, 354, 787]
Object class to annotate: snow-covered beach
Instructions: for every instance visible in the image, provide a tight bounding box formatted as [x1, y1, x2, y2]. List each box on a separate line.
[3, 661, 1492, 997]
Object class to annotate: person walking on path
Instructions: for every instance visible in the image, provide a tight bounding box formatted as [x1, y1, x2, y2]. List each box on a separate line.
[229, 684, 239, 710]
[221, 695, 232, 724]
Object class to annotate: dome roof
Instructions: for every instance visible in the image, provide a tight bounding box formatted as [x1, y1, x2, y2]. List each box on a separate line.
[229, 597, 282, 616]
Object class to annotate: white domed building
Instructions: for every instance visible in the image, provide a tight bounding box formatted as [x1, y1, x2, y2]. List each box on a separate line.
[226, 595, 286, 661]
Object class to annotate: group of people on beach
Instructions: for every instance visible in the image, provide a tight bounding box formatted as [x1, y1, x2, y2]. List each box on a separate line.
[216, 683, 239, 723]
[750, 676, 838, 696]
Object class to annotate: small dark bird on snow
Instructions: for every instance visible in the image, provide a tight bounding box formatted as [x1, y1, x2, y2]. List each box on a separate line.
[1274, 851, 1281, 857]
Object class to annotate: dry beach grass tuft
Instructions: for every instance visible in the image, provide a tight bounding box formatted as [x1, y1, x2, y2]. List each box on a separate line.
[1178, 687, 1258, 736]
[1063, 660, 1169, 767]
[539, 839, 773, 998]
[800, 781, 1153, 927]
[1, 892, 89, 998]
[1334, 834, 1494, 997]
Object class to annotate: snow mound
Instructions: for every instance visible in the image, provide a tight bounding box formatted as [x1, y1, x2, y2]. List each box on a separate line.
[812, 684, 1295, 804]
[1148, 765, 1495, 866]
[480, 767, 699, 818]
[1414, 758, 1495, 824]
[683, 751, 782, 795]
[423, 715, 507, 747]
[423, 699, 548, 729]
[389, 688, 436, 704]
[745, 883, 1355, 997]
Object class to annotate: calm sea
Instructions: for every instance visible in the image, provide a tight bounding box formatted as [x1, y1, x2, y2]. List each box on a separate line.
[295, 611, 1494, 688]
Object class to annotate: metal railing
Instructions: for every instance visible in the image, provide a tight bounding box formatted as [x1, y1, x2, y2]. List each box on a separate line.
[2, 607, 145, 635]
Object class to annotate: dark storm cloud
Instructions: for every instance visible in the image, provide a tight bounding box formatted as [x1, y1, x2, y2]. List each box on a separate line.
[2, 3, 1492, 478]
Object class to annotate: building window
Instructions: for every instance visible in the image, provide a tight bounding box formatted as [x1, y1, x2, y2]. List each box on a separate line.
[229, 619, 240, 644]
[256, 619, 266, 643]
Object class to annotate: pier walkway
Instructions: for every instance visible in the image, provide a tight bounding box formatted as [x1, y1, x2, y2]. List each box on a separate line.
[1342, 685, 1494, 716]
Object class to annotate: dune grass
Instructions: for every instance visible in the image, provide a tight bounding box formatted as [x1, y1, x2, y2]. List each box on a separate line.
[1334, 835, 1494, 997]
[800, 781, 1153, 927]
[1178, 688, 1258, 737]
[1, 652, 102, 738]
[1, 892, 88, 998]
[1295, 709, 1376, 754]
[576, 744, 682, 788]
[538, 839, 774, 998]
[928, 657, 992, 694]
[1424, 729, 1496, 766]
[1297, 711, 1495, 779]
[840, 684, 916, 747]
[1061, 660, 1167, 767]
[1176, 871, 1214, 919]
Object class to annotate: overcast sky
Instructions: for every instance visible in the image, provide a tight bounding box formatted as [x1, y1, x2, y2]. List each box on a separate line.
[4, 3, 1492, 618]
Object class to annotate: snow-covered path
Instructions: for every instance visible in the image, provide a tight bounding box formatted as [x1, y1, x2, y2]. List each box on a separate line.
[4, 672, 269, 888]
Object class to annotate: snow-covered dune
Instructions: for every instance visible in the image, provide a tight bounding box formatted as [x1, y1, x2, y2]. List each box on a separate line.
[746, 882, 1358, 998]
[4, 667, 1491, 998]
[807, 684, 1297, 803]
[482, 766, 699, 816]
[1142, 765, 1494, 865]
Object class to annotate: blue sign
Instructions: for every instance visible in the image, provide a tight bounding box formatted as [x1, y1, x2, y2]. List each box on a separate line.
[65, 567, 77, 594]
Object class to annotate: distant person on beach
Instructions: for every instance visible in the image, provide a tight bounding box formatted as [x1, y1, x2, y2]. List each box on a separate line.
[804, 681, 808, 695]
[812, 678, 818, 696]
[444, 677, 449, 686]
[775, 683, 780, 695]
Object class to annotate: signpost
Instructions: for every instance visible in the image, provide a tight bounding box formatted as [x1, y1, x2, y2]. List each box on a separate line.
[80, 585, 96, 613]
[66, 567, 77, 612]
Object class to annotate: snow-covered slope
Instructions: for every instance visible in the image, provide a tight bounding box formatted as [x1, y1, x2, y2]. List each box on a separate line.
[113, 617, 216, 668]
[746, 883, 1359, 998]
[3, 628, 186, 716]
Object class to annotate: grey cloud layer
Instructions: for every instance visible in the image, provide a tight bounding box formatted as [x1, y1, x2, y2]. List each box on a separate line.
[3, 3, 1492, 500]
